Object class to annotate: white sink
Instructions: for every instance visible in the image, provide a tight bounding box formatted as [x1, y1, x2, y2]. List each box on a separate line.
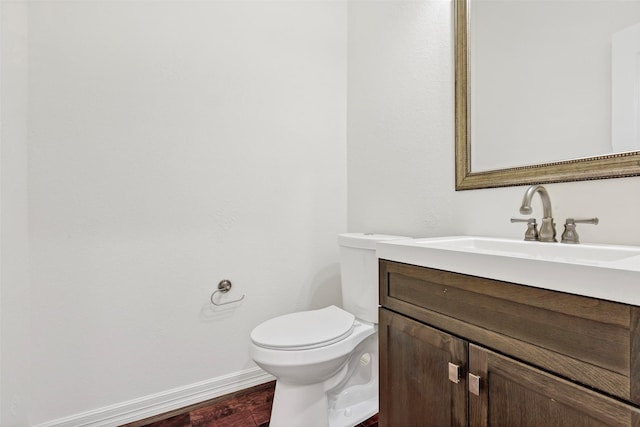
[377, 236, 640, 306]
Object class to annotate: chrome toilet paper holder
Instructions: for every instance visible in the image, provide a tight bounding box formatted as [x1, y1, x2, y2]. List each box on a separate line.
[210, 279, 245, 306]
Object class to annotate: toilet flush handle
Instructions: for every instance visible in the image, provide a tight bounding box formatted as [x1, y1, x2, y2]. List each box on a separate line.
[210, 280, 245, 306]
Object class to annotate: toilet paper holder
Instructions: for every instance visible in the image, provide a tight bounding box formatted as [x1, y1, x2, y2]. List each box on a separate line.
[210, 279, 245, 306]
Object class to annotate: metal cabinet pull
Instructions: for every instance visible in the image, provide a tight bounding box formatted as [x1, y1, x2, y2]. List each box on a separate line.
[468, 373, 481, 396]
[448, 362, 461, 384]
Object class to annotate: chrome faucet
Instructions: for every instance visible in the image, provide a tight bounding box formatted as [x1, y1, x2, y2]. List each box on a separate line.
[519, 185, 557, 242]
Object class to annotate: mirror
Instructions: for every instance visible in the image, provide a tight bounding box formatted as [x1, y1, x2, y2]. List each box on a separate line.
[455, 0, 640, 190]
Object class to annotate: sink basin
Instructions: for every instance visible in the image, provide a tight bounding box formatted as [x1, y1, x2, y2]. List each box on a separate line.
[377, 236, 640, 306]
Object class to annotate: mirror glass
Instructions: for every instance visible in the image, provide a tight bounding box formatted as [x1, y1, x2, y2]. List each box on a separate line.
[455, 0, 640, 190]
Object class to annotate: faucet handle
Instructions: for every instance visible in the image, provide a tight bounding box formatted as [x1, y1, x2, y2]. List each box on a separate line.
[561, 217, 599, 244]
[510, 218, 539, 241]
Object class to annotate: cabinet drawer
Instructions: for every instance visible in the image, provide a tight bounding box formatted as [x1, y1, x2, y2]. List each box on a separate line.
[379, 260, 640, 405]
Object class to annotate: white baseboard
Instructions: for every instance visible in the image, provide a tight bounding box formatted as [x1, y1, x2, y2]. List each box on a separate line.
[34, 367, 275, 427]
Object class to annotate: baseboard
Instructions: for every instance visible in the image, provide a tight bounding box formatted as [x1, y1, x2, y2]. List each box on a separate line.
[33, 367, 275, 427]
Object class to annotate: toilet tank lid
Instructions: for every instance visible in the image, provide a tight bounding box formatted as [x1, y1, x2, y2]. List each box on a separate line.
[338, 233, 409, 250]
[251, 305, 355, 350]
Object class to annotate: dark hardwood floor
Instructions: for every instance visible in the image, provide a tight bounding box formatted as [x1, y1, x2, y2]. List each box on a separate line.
[123, 381, 378, 427]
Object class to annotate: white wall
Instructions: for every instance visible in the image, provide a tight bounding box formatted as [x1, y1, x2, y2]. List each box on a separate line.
[6, 0, 640, 425]
[347, 0, 640, 247]
[23, 1, 347, 424]
[1, 1, 30, 425]
[348, 0, 459, 237]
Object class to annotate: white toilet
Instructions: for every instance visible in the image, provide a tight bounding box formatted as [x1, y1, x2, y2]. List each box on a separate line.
[249, 233, 407, 427]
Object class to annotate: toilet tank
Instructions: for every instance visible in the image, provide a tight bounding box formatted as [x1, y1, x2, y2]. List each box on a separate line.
[338, 233, 408, 324]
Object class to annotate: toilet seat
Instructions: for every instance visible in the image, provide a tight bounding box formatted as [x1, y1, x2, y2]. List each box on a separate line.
[251, 305, 355, 351]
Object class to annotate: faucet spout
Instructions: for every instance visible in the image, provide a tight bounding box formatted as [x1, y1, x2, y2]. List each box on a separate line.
[519, 185, 556, 242]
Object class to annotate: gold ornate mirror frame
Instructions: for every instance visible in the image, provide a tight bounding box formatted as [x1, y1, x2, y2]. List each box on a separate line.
[455, 0, 640, 190]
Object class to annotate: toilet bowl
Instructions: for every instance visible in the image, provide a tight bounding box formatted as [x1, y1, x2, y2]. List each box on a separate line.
[249, 233, 407, 427]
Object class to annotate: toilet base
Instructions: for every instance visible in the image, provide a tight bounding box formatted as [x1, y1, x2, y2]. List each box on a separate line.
[268, 332, 378, 427]
[327, 333, 378, 427]
[329, 394, 377, 427]
[269, 379, 378, 427]
[269, 381, 329, 427]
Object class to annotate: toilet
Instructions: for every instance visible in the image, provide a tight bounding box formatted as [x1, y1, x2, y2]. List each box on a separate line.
[249, 233, 407, 427]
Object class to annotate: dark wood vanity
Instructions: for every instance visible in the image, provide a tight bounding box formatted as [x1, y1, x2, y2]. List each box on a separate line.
[378, 259, 640, 426]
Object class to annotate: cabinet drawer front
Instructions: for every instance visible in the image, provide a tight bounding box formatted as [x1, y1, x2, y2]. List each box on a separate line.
[380, 260, 639, 404]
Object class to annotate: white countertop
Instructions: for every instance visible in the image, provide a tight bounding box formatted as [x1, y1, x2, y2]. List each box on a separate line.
[377, 236, 640, 307]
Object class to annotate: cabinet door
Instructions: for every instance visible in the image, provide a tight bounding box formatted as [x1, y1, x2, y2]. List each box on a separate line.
[379, 308, 468, 427]
[468, 344, 640, 427]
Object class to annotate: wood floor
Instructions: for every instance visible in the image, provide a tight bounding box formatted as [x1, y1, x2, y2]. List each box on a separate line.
[123, 381, 379, 427]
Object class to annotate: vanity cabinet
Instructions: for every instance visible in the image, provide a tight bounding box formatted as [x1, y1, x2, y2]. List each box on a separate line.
[378, 260, 640, 426]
